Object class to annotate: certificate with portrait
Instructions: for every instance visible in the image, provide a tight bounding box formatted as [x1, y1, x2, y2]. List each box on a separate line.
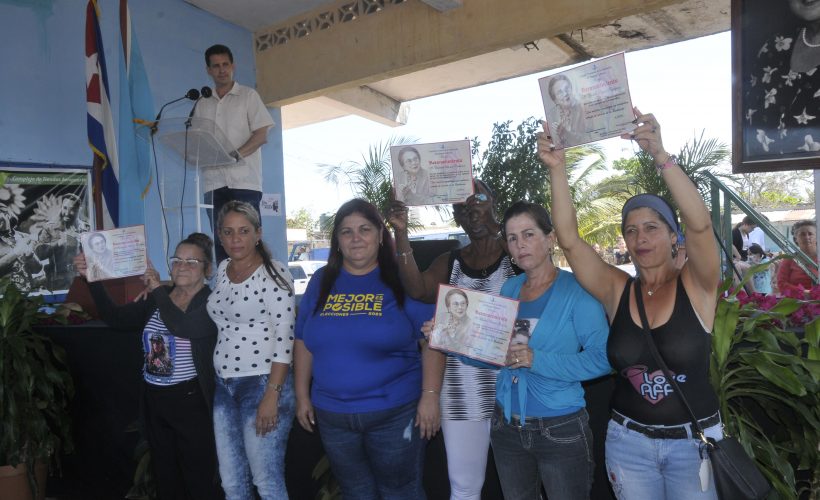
[81, 225, 147, 282]
[538, 52, 636, 149]
[430, 285, 519, 366]
[390, 140, 473, 206]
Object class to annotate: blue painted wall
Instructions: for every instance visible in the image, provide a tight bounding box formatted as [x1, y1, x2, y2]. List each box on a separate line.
[0, 0, 288, 272]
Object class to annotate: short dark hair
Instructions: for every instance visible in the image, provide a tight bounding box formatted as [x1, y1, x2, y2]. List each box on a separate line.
[501, 201, 554, 239]
[205, 44, 233, 66]
[748, 243, 765, 256]
[791, 219, 816, 244]
[742, 215, 756, 226]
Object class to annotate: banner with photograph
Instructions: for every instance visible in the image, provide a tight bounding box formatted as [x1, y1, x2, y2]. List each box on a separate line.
[390, 140, 474, 206]
[430, 285, 519, 366]
[0, 169, 91, 295]
[81, 225, 147, 282]
[539, 53, 636, 149]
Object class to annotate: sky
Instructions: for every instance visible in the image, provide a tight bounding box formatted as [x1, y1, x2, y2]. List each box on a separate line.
[282, 31, 733, 221]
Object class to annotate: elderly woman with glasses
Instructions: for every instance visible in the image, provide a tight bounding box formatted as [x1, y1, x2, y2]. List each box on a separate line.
[389, 180, 520, 500]
[74, 233, 222, 500]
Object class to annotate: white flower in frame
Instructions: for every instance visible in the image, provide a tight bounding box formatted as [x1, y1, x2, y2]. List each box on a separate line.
[758, 42, 769, 58]
[762, 66, 778, 83]
[794, 108, 816, 124]
[764, 88, 777, 109]
[746, 108, 757, 124]
[774, 36, 793, 51]
[781, 70, 799, 87]
[798, 135, 820, 151]
[756, 129, 774, 152]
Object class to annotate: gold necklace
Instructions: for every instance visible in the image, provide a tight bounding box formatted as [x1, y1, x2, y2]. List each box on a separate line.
[642, 274, 675, 296]
[228, 258, 259, 279]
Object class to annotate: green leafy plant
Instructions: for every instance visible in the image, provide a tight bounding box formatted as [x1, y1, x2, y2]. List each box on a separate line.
[0, 278, 74, 495]
[710, 279, 820, 498]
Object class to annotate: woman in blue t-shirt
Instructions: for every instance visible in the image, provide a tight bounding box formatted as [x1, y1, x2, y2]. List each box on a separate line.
[294, 199, 438, 499]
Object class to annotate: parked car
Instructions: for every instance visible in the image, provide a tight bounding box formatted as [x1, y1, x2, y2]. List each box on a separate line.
[288, 260, 326, 296]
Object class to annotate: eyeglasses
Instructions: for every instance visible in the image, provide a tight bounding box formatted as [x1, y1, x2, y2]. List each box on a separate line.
[169, 257, 205, 267]
[454, 193, 490, 213]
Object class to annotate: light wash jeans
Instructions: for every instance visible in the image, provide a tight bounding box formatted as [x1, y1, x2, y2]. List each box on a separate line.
[213, 372, 295, 500]
[605, 417, 723, 500]
[315, 399, 425, 500]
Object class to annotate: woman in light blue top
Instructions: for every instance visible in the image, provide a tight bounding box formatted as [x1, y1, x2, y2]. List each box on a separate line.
[492, 200, 611, 500]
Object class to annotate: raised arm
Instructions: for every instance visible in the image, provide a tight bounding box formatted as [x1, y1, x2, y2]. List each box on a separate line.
[388, 200, 449, 302]
[628, 109, 720, 298]
[538, 124, 626, 316]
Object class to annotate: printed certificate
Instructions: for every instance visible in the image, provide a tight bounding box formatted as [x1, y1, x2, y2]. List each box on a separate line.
[390, 140, 473, 206]
[430, 285, 519, 366]
[81, 225, 147, 282]
[538, 53, 635, 149]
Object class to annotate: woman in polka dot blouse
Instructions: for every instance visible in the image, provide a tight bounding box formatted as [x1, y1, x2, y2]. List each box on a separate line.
[207, 201, 296, 499]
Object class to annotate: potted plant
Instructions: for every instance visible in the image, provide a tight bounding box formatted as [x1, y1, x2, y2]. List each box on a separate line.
[710, 275, 819, 498]
[0, 278, 74, 500]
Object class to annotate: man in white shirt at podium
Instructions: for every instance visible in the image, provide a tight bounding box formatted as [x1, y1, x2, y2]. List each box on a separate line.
[196, 44, 274, 262]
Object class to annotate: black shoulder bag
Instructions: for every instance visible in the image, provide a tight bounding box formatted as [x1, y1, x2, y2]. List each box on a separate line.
[633, 278, 771, 500]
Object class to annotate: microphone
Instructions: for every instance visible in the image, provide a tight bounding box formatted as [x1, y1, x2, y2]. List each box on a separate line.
[186, 86, 213, 126]
[151, 89, 200, 134]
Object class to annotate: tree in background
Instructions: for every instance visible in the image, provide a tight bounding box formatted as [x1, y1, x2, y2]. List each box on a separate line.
[286, 207, 316, 236]
[597, 132, 731, 204]
[731, 170, 814, 208]
[472, 117, 546, 217]
[473, 117, 616, 243]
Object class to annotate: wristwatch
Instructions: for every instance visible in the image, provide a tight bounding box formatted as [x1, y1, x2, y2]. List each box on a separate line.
[267, 382, 283, 393]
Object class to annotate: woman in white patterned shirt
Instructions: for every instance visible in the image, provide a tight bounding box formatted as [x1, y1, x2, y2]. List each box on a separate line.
[207, 201, 296, 500]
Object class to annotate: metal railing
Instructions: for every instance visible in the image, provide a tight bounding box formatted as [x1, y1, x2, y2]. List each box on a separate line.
[704, 171, 818, 285]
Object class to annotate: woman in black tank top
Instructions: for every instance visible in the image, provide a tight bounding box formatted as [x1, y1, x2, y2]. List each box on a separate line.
[537, 109, 723, 499]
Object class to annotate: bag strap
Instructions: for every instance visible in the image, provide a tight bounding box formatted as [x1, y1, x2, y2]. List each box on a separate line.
[632, 278, 707, 440]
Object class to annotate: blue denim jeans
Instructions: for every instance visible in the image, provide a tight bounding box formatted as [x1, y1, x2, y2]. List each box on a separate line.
[213, 372, 295, 500]
[605, 417, 723, 500]
[490, 405, 593, 500]
[315, 399, 425, 500]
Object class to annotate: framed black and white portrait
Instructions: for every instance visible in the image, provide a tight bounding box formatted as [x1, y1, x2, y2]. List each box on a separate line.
[733, 0, 820, 172]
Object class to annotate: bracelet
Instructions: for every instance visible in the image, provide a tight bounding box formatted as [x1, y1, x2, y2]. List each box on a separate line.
[422, 389, 439, 394]
[267, 382, 283, 393]
[655, 154, 677, 174]
[397, 248, 414, 264]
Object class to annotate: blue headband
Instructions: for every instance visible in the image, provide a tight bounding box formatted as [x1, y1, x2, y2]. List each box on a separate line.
[621, 194, 679, 235]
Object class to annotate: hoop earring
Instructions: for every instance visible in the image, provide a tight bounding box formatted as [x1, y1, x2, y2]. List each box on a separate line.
[510, 257, 517, 266]
[672, 244, 679, 259]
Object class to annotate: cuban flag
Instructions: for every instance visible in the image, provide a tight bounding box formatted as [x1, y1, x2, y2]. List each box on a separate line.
[86, 0, 119, 228]
[117, 0, 155, 226]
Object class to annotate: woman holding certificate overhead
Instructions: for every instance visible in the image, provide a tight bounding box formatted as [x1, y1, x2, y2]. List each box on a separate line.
[74, 233, 222, 500]
[490, 201, 610, 499]
[540, 109, 724, 499]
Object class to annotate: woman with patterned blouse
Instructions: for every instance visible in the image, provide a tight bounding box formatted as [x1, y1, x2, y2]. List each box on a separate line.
[208, 201, 296, 500]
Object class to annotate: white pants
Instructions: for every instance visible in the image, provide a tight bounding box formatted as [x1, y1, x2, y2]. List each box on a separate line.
[441, 419, 491, 500]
